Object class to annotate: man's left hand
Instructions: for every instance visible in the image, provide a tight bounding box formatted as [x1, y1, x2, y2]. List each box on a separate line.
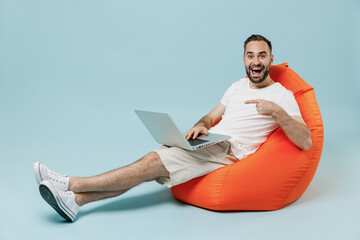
[244, 99, 281, 116]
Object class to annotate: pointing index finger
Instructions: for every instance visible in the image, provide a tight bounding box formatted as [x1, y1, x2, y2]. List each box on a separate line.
[245, 99, 260, 104]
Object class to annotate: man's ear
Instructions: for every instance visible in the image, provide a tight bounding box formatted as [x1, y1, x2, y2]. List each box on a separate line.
[243, 55, 245, 65]
[271, 54, 274, 64]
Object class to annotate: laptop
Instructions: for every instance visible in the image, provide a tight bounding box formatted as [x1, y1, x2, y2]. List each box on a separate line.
[135, 110, 230, 150]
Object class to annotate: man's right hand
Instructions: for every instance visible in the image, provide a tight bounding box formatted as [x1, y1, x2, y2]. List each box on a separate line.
[184, 126, 209, 140]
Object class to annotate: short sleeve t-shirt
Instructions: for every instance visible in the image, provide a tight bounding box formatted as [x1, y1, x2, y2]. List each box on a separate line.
[209, 78, 301, 160]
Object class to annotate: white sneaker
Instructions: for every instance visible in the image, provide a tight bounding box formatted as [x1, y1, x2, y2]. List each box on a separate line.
[39, 180, 79, 222]
[34, 162, 69, 191]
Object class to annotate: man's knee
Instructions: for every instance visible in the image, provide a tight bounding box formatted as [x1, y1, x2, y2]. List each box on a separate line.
[142, 151, 168, 177]
[146, 151, 161, 161]
[140, 151, 163, 169]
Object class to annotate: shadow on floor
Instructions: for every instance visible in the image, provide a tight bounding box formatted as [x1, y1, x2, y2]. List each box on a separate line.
[78, 188, 183, 219]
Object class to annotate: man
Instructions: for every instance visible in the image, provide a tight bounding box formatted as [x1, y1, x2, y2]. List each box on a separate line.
[34, 34, 312, 222]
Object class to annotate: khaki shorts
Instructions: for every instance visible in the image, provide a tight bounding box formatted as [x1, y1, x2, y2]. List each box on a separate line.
[153, 141, 238, 188]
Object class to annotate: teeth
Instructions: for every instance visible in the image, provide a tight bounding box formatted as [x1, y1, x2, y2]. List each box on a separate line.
[252, 68, 261, 71]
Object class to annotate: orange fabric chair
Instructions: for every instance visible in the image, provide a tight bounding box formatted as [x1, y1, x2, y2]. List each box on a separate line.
[171, 63, 324, 211]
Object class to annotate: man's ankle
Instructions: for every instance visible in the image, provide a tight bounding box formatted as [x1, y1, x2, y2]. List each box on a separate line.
[68, 177, 80, 193]
[75, 193, 85, 206]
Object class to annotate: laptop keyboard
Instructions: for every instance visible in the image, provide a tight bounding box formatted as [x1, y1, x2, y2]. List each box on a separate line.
[188, 138, 209, 146]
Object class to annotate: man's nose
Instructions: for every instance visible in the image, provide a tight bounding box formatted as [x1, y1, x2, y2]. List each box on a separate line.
[253, 57, 261, 65]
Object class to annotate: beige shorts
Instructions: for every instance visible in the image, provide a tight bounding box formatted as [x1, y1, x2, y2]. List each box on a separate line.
[153, 141, 238, 188]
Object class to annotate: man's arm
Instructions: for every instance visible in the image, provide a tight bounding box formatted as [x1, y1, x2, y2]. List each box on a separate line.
[184, 103, 225, 140]
[245, 99, 312, 150]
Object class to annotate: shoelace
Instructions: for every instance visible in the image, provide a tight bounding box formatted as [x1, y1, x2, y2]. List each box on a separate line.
[48, 169, 68, 185]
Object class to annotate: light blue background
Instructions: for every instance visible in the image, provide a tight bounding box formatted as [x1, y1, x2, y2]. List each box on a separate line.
[1, 0, 359, 239]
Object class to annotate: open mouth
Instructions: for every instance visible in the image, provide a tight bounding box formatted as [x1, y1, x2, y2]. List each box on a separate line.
[251, 67, 263, 77]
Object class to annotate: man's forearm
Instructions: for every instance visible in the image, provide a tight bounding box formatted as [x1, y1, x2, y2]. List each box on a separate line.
[194, 116, 213, 130]
[272, 109, 312, 150]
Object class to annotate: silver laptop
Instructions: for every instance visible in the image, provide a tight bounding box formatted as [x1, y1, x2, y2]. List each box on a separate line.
[135, 110, 230, 150]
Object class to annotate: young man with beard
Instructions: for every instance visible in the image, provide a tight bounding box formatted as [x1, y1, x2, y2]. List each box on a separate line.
[34, 34, 312, 222]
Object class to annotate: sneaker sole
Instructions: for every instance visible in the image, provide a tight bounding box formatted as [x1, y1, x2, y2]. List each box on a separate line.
[39, 182, 75, 222]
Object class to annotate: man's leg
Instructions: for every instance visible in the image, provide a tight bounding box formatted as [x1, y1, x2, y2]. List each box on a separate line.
[69, 152, 169, 194]
[75, 190, 129, 206]
[35, 151, 169, 221]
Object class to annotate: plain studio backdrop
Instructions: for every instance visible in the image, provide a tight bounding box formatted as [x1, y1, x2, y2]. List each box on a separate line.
[0, 0, 359, 239]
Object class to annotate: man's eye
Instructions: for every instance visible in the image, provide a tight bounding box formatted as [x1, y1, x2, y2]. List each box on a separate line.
[248, 55, 253, 59]
[260, 55, 265, 59]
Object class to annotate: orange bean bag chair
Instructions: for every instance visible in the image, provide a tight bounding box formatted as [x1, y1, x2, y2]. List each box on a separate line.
[171, 62, 324, 211]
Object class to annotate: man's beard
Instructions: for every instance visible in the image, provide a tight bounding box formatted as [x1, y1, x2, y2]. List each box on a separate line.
[245, 63, 271, 84]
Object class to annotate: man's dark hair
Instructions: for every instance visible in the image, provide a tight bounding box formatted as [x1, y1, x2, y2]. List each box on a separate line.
[244, 34, 272, 54]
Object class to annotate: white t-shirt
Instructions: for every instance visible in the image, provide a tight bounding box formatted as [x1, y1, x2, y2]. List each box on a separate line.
[209, 78, 301, 160]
